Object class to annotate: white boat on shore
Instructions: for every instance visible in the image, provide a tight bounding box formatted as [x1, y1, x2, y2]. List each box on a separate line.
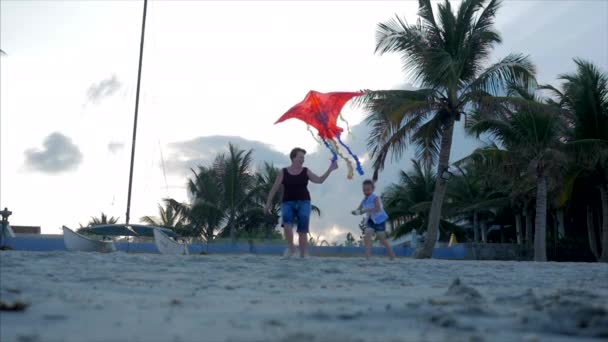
[153, 228, 189, 255]
[62, 226, 116, 253]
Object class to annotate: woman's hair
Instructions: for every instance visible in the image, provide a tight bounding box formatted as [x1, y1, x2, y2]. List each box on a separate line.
[289, 147, 307, 160]
[362, 179, 375, 188]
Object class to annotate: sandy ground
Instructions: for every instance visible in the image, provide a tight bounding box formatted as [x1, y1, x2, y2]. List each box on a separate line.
[1, 251, 607, 342]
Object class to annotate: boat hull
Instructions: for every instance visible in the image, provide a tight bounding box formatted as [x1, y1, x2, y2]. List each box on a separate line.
[153, 228, 189, 255]
[62, 226, 116, 253]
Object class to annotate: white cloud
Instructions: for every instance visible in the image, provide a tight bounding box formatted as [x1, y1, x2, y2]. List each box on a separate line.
[24, 132, 83, 173]
[86, 75, 121, 104]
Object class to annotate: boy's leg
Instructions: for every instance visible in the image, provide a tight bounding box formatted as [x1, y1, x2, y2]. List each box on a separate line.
[377, 232, 396, 260]
[364, 228, 374, 259]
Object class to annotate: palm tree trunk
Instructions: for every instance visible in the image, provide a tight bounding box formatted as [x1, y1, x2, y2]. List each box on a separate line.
[416, 119, 455, 259]
[599, 185, 608, 263]
[525, 207, 534, 247]
[587, 205, 600, 260]
[473, 211, 480, 243]
[534, 176, 548, 261]
[481, 221, 487, 243]
[557, 208, 565, 239]
[229, 212, 237, 244]
[515, 213, 523, 245]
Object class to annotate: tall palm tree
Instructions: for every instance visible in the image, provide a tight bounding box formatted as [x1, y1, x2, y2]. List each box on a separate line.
[357, 0, 536, 258]
[467, 85, 566, 261]
[544, 59, 608, 262]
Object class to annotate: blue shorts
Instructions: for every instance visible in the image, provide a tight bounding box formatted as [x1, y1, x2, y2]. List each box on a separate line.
[281, 200, 311, 233]
[366, 219, 387, 232]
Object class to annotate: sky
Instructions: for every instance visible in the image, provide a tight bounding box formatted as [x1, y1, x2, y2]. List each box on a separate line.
[1, 0, 607, 242]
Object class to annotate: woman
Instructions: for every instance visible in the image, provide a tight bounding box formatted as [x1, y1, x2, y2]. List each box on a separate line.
[265, 147, 338, 257]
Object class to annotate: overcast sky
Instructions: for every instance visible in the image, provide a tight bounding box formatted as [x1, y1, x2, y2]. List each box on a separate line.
[1, 0, 607, 242]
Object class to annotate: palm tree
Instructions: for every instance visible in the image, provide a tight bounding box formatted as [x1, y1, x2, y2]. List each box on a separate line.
[215, 143, 257, 243]
[82, 212, 120, 227]
[254, 163, 284, 238]
[447, 161, 508, 243]
[456, 145, 536, 245]
[384, 160, 463, 241]
[166, 165, 226, 241]
[140, 201, 185, 231]
[544, 59, 608, 262]
[467, 85, 566, 261]
[357, 0, 536, 258]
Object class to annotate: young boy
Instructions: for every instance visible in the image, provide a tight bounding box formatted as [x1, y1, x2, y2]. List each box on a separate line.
[352, 180, 396, 260]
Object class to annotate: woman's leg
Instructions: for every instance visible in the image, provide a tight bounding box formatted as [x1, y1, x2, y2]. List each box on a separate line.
[298, 232, 308, 257]
[281, 202, 297, 256]
[283, 224, 296, 256]
[364, 228, 374, 259]
[296, 201, 312, 258]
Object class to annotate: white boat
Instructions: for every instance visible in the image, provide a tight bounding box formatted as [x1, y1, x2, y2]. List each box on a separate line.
[62, 226, 116, 253]
[153, 228, 189, 255]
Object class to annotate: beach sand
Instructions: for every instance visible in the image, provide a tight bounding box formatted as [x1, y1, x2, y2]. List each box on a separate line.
[1, 251, 607, 342]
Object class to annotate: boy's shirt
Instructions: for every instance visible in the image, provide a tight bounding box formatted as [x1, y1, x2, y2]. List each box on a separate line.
[361, 193, 389, 224]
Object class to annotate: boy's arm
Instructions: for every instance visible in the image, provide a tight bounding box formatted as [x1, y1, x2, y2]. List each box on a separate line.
[350, 201, 364, 215]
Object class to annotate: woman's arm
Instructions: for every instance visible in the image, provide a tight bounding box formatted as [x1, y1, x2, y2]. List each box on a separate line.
[307, 161, 338, 184]
[265, 171, 283, 213]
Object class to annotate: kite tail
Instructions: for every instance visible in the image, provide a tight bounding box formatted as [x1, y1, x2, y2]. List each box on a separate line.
[337, 134, 364, 176]
[338, 113, 353, 137]
[328, 139, 355, 180]
[306, 125, 322, 144]
[321, 138, 338, 162]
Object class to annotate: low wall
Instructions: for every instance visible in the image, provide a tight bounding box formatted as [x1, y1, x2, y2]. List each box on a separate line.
[461, 243, 533, 261]
[3, 237, 528, 260]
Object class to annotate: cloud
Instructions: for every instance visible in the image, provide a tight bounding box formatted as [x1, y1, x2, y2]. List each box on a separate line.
[165, 135, 289, 175]
[107, 142, 125, 154]
[24, 132, 83, 173]
[86, 75, 121, 103]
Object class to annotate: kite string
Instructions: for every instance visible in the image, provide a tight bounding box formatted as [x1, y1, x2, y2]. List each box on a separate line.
[337, 134, 364, 176]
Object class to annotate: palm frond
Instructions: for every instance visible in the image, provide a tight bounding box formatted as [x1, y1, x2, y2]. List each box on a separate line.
[464, 53, 536, 97]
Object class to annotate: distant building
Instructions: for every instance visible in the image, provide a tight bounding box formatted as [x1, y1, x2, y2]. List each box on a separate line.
[11, 226, 41, 234]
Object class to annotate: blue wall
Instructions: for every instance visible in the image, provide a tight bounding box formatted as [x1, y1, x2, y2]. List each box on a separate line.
[2, 236, 467, 259]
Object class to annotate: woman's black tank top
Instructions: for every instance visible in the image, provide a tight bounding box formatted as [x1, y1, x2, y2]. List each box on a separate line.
[282, 167, 310, 202]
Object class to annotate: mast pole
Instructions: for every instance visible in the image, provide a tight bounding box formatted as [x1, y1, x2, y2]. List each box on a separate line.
[126, 0, 148, 225]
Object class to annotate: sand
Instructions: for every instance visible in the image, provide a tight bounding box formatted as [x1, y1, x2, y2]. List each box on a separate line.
[1, 251, 607, 342]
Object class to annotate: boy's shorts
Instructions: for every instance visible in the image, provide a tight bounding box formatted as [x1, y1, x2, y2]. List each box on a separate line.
[281, 200, 311, 233]
[366, 218, 387, 232]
